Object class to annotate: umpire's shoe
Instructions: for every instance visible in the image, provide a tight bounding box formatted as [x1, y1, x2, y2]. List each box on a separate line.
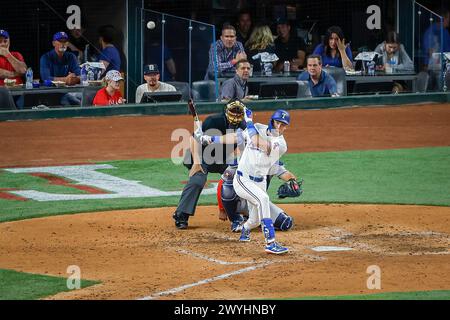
[173, 211, 189, 229]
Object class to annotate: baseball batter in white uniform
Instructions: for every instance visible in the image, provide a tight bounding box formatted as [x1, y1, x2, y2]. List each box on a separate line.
[195, 107, 292, 254]
[232, 108, 291, 254]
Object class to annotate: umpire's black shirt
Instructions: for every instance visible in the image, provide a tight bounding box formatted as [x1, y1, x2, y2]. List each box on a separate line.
[186, 112, 246, 173]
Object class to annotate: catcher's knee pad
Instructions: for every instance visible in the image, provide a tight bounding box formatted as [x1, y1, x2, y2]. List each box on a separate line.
[274, 212, 294, 231]
[221, 182, 241, 222]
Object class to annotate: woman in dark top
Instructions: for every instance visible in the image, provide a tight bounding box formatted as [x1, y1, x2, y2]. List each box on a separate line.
[245, 25, 276, 73]
[313, 25, 353, 70]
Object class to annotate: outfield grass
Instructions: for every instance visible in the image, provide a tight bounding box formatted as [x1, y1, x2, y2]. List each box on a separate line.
[0, 269, 99, 300]
[292, 290, 450, 300]
[0, 146, 449, 223]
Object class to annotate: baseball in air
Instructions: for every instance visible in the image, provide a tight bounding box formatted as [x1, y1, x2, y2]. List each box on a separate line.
[147, 21, 156, 29]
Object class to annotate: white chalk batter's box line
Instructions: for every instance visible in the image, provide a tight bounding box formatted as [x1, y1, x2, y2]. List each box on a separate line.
[176, 249, 256, 265]
[137, 262, 274, 300]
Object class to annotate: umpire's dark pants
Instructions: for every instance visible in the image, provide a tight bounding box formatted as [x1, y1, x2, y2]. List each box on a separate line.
[175, 163, 227, 216]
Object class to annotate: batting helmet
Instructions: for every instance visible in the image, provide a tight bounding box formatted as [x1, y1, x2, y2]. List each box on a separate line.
[224, 99, 245, 126]
[268, 109, 290, 132]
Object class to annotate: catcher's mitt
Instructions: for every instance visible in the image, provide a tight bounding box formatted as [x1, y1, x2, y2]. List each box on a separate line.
[277, 178, 303, 199]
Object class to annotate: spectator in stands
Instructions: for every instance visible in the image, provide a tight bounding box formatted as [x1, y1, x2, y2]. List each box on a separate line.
[146, 40, 177, 82]
[97, 25, 121, 77]
[0, 29, 27, 87]
[67, 27, 88, 64]
[422, 7, 450, 70]
[297, 54, 338, 97]
[220, 59, 250, 101]
[135, 64, 176, 103]
[274, 17, 306, 72]
[422, 7, 450, 90]
[40, 32, 80, 85]
[40, 31, 81, 106]
[245, 25, 276, 73]
[313, 26, 353, 70]
[374, 31, 414, 72]
[205, 24, 246, 80]
[93, 70, 125, 106]
[236, 9, 252, 45]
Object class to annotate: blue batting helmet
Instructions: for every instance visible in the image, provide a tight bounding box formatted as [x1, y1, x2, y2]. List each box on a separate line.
[268, 109, 290, 131]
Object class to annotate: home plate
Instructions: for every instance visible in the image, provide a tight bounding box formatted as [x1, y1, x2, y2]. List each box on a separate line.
[311, 246, 354, 252]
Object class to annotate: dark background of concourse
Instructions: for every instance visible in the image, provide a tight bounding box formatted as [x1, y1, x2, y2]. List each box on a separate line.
[1, 0, 448, 80]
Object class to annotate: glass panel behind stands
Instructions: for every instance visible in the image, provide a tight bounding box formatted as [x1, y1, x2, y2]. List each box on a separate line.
[140, 9, 218, 101]
[413, 2, 447, 92]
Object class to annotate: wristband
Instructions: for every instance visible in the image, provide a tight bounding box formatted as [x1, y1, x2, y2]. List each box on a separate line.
[211, 136, 220, 143]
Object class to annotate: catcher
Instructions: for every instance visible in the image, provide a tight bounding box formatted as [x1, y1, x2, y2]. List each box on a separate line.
[172, 98, 246, 229]
[216, 162, 303, 232]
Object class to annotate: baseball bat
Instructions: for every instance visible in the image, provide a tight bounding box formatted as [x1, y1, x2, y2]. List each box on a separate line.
[188, 99, 201, 130]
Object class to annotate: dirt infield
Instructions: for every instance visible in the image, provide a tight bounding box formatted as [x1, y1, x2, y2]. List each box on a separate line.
[1, 103, 450, 299]
[0, 204, 449, 299]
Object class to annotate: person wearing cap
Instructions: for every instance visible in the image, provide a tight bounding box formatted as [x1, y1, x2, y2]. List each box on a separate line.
[92, 70, 125, 106]
[40, 31, 82, 106]
[40, 31, 81, 86]
[0, 29, 27, 86]
[274, 18, 306, 72]
[135, 64, 176, 103]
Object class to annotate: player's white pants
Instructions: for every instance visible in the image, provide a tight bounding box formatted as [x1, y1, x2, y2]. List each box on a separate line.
[237, 200, 284, 227]
[233, 173, 271, 230]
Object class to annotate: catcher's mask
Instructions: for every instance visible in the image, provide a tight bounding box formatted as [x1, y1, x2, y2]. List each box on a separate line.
[224, 99, 245, 126]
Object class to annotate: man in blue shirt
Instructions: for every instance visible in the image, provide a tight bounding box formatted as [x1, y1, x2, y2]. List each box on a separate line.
[40, 31, 81, 106]
[297, 54, 338, 97]
[40, 31, 80, 84]
[97, 25, 121, 77]
[205, 24, 246, 80]
[422, 8, 450, 90]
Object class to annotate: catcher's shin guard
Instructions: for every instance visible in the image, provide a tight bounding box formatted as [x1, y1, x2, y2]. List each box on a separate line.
[261, 218, 275, 243]
[221, 182, 243, 223]
[274, 212, 294, 231]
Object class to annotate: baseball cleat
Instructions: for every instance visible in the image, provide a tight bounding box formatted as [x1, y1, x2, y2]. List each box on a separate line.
[265, 242, 289, 254]
[231, 220, 243, 232]
[239, 227, 251, 242]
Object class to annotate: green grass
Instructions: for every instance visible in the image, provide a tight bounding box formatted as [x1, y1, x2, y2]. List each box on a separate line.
[0, 146, 449, 223]
[292, 290, 450, 300]
[0, 269, 99, 300]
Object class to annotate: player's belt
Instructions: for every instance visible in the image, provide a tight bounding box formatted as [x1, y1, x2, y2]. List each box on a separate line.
[237, 170, 264, 182]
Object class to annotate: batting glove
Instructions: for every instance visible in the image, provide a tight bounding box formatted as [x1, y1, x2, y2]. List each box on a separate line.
[244, 107, 253, 123]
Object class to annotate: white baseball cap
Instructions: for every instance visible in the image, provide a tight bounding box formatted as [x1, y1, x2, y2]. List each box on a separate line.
[105, 70, 123, 81]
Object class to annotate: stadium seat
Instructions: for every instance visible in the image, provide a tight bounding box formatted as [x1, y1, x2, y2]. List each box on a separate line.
[416, 71, 429, 93]
[191, 80, 217, 102]
[81, 86, 100, 107]
[167, 81, 191, 101]
[0, 87, 17, 110]
[323, 66, 347, 96]
[296, 80, 312, 98]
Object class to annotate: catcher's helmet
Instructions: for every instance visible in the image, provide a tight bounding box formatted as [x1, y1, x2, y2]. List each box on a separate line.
[224, 99, 245, 126]
[268, 109, 290, 131]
